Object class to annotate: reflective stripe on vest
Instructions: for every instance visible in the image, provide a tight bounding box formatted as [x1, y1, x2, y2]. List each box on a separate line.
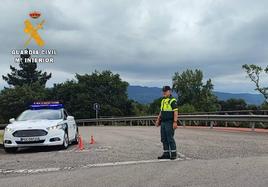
[161, 97, 177, 111]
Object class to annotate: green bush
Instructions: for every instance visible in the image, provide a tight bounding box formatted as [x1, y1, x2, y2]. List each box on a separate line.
[179, 104, 196, 113]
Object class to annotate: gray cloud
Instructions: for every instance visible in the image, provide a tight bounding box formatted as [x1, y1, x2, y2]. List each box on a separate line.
[1, 0, 268, 93]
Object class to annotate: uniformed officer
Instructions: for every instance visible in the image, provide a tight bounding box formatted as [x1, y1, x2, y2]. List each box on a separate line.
[156, 86, 178, 160]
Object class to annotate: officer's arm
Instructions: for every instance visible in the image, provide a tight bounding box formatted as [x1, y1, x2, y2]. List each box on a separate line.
[155, 111, 161, 126]
[157, 100, 162, 122]
[174, 110, 178, 122]
[171, 100, 178, 122]
[157, 111, 161, 120]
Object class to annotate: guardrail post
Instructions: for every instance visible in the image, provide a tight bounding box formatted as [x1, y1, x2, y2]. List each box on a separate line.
[182, 121, 186, 128]
[210, 121, 214, 129]
[251, 122, 255, 132]
[259, 122, 265, 128]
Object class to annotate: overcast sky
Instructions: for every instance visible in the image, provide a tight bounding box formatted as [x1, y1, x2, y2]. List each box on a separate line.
[1, 0, 268, 93]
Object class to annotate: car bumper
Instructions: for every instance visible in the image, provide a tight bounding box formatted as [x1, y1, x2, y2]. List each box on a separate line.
[3, 129, 65, 148]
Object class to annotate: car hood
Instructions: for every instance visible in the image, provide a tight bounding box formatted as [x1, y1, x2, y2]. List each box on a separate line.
[6, 119, 63, 130]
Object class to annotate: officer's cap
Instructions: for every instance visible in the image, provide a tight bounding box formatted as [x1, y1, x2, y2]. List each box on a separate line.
[162, 86, 171, 92]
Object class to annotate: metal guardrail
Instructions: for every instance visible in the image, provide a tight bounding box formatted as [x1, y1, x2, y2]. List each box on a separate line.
[180, 110, 268, 115]
[76, 115, 268, 131]
[76, 115, 268, 123]
[1, 114, 267, 131]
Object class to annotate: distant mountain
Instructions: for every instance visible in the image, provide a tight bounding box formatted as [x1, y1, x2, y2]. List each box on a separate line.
[127, 86, 168, 104]
[213, 91, 264, 105]
[127, 85, 265, 105]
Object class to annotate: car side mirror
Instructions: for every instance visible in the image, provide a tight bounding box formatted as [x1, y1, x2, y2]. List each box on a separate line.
[9, 118, 15, 123]
[67, 116, 74, 121]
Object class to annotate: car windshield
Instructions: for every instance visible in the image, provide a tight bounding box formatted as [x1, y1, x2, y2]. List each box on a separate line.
[17, 109, 63, 121]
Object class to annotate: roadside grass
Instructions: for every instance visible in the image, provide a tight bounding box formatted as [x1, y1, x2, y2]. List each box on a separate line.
[0, 132, 3, 144]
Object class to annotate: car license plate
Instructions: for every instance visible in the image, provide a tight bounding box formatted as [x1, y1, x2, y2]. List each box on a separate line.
[20, 137, 40, 142]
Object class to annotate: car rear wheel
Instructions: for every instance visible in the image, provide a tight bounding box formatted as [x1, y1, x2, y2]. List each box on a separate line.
[61, 131, 69, 149]
[4, 146, 18, 153]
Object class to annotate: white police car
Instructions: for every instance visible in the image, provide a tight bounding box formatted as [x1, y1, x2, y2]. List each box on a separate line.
[3, 102, 79, 153]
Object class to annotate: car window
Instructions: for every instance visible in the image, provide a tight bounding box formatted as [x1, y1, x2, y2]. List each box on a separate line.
[17, 109, 63, 121]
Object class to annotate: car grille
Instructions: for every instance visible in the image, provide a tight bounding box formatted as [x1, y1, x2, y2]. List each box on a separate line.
[13, 130, 48, 137]
[15, 140, 45, 144]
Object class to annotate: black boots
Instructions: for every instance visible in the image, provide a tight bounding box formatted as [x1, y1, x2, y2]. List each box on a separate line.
[158, 152, 177, 160]
[157, 153, 170, 159]
[170, 152, 177, 160]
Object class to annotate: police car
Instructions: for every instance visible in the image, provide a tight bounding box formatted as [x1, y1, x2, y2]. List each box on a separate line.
[3, 102, 79, 153]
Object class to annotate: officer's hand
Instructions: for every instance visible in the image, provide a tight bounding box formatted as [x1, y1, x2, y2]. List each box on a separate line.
[155, 120, 160, 127]
[173, 122, 178, 129]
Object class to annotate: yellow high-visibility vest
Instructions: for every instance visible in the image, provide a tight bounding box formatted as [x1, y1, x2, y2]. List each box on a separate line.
[160, 97, 178, 111]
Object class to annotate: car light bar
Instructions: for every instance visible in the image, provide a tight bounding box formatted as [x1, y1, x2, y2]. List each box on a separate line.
[30, 101, 64, 110]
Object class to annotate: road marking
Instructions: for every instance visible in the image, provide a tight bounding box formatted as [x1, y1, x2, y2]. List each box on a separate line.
[58, 149, 91, 153]
[58, 147, 76, 153]
[58, 147, 92, 153]
[58, 145, 113, 153]
[178, 152, 186, 158]
[95, 145, 112, 152]
[95, 148, 109, 152]
[75, 149, 91, 153]
[0, 153, 191, 175]
[0, 167, 61, 174]
[99, 145, 112, 149]
[83, 157, 187, 168]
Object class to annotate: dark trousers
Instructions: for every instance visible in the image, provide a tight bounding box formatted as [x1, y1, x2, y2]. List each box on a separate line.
[161, 121, 177, 154]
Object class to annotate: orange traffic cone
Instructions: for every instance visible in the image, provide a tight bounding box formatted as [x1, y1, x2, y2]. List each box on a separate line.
[77, 135, 84, 150]
[89, 135, 96, 144]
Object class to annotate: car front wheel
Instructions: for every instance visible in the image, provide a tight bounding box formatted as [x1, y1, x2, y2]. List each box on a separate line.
[61, 131, 69, 149]
[4, 146, 18, 153]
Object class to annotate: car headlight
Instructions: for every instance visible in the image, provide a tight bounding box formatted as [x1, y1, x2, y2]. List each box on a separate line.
[46, 124, 64, 131]
[5, 127, 14, 133]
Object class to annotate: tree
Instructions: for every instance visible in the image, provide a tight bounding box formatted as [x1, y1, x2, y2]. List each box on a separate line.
[130, 100, 149, 116]
[148, 98, 162, 115]
[242, 64, 268, 102]
[218, 98, 247, 111]
[260, 103, 268, 110]
[51, 70, 135, 118]
[247, 104, 259, 110]
[178, 104, 196, 113]
[0, 83, 48, 123]
[2, 50, 51, 87]
[172, 69, 218, 112]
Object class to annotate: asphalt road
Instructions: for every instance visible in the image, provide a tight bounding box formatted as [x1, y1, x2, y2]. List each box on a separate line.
[0, 126, 268, 187]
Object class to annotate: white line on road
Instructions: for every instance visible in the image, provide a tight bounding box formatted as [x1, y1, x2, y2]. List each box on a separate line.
[81, 152, 190, 168]
[0, 153, 190, 175]
[0, 167, 61, 174]
[83, 158, 186, 169]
